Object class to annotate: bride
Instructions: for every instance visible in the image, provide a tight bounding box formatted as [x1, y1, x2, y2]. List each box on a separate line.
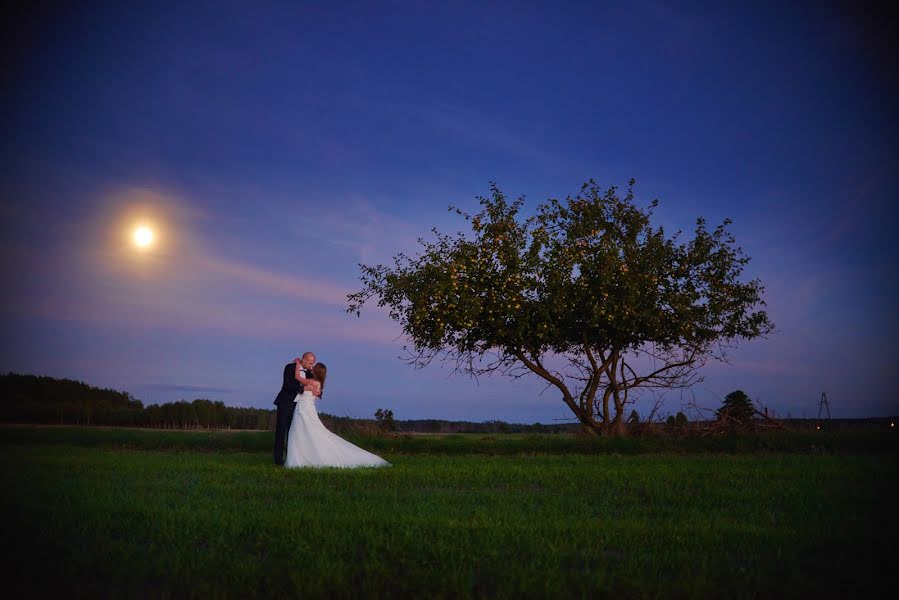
[284, 362, 390, 469]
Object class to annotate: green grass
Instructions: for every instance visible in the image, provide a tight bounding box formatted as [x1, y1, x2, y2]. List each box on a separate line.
[2, 424, 895, 454]
[1, 426, 896, 598]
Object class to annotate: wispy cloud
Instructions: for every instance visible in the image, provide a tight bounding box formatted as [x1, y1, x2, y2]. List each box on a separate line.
[140, 383, 237, 394]
[194, 255, 351, 307]
[330, 90, 564, 174]
[2, 279, 403, 345]
[416, 103, 559, 171]
[0, 181, 409, 345]
[300, 194, 432, 266]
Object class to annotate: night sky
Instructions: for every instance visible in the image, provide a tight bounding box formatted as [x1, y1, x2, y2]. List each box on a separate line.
[2, 1, 897, 422]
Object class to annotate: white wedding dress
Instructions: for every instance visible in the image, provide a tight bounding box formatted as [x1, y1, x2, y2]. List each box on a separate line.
[284, 391, 390, 468]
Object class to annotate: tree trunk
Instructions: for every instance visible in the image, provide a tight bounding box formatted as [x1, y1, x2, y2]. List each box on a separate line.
[578, 416, 603, 436]
[612, 389, 626, 436]
[563, 396, 602, 436]
[601, 388, 612, 435]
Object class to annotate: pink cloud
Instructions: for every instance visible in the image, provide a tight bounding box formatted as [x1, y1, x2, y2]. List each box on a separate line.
[11, 292, 401, 345]
[194, 255, 352, 307]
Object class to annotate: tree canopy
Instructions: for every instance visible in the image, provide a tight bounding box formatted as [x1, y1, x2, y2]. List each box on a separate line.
[348, 180, 773, 435]
[716, 389, 757, 429]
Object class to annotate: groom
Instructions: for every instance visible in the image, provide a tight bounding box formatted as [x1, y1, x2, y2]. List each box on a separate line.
[273, 351, 316, 466]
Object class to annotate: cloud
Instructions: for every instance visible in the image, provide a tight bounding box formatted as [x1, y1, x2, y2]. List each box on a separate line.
[293, 194, 434, 266]
[416, 103, 559, 171]
[330, 88, 562, 172]
[1, 279, 403, 345]
[193, 255, 352, 307]
[140, 383, 237, 394]
[0, 181, 407, 345]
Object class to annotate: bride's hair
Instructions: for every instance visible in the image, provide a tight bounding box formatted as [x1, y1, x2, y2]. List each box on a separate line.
[312, 363, 327, 391]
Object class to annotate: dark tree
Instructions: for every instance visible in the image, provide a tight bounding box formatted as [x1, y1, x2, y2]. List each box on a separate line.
[348, 180, 773, 436]
[716, 390, 756, 429]
[374, 408, 397, 432]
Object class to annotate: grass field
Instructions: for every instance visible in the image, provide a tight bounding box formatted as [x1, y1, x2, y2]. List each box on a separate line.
[1, 426, 896, 598]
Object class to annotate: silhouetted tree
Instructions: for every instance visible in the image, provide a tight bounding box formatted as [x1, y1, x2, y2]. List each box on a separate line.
[717, 390, 756, 430]
[349, 180, 773, 435]
[374, 408, 397, 432]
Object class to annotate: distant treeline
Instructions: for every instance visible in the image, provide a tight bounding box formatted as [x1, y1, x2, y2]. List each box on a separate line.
[0, 373, 578, 433]
[390, 419, 579, 434]
[8, 373, 883, 434]
[0, 373, 275, 429]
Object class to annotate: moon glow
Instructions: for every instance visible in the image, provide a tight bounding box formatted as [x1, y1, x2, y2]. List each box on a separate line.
[133, 226, 154, 248]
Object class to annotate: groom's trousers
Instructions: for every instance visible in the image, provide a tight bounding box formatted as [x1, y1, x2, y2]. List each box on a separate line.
[273, 402, 294, 465]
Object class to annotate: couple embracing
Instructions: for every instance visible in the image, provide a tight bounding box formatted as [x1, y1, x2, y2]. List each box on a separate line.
[273, 351, 389, 469]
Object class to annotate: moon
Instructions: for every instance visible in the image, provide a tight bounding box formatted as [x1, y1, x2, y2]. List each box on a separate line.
[133, 226, 154, 248]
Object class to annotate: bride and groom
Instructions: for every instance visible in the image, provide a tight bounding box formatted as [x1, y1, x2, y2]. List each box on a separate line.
[273, 351, 389, 469]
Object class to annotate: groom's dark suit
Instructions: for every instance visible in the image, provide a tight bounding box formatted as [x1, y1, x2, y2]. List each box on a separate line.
[273, 362, 307, 465]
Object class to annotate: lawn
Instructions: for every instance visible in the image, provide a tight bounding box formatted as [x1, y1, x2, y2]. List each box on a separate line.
[1, 426, 895, 598]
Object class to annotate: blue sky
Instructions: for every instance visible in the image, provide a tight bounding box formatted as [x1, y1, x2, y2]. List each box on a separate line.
[2, 1, 897, 422]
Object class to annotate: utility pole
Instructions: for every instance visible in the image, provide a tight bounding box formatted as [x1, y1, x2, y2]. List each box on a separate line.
[816, 392, 831, 430]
